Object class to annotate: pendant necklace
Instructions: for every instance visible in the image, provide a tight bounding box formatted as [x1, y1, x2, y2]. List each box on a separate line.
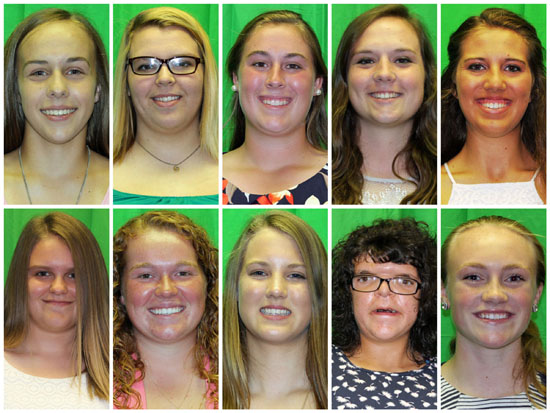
[137, 140, 200, 172]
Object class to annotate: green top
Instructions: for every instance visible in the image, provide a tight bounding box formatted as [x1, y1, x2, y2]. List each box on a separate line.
[113, 189, 218, 205]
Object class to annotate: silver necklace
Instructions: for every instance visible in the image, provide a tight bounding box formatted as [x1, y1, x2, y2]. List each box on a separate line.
[19, 146, 90, 205]
[147, 372, 195, 409]
[136, 140, 200, 172]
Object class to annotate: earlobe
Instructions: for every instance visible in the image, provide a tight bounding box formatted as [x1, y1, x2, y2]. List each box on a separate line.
[95, 85, 101, 103]
[232, 72, 239, 90]
[314, 77, 323, 94]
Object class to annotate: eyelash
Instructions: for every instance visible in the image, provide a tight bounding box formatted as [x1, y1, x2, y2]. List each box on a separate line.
[467, 63, 523, 73]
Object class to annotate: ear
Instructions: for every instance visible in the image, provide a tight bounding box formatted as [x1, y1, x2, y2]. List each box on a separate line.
[95, 84, 101, 103]
[441, 284, 450, 308]
[314, 76, 323, 94]
[232, 72, 239, 89]
[120, 294, 125, 306]
[534, 283, 544, 306]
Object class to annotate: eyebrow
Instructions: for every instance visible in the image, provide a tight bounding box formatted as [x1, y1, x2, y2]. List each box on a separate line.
[27, 265, 75, 272]
[459, 263, 530, 271]
[245, 50, 308, 60]
[128, 260, 198, 272]
[23, 57, 91, 69]
[353, 48, 418, 55]
[245, 260, 306, 268]
[462, 57, 527, 65]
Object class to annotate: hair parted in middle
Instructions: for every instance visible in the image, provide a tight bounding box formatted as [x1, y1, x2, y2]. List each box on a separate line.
[113, 210, 218, 409]
[332, 217, 436, 364]
[441, 8, 546, 179]
[225, 9, 327, 151]
[4, 212, 109, 400]
[332, 4, 437, 205]
[113, 7, 218, 162]
[223, 210, 327, 409]
[4, 8, 109, 156]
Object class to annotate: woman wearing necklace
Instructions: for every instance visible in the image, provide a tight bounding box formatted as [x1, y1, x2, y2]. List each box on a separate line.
[4, 8, 109, 205]
[223, 9, 328, 205]
[113, 211, 218, 409]
[223, 211, 327, 408]
[113, 6, 218, 205]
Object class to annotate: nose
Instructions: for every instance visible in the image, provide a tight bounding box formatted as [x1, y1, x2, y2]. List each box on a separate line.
[483, 67, 506, 91]
[374, 57, 396, 82]
[375, 278, 392, 297]
[50, 275, 68, 294]
[47, 70, 68, 98]
[481, 277, 508, 303]
[266, 65, 284, 88]
[155, 274, 177, 297]
[266, 274, 287, 298]
[155, 63, 176, 85]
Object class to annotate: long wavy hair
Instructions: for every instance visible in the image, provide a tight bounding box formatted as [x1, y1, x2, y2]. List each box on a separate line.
[4, 212, 109, 400]
[113, 7, 218, 162]
[113, 210, 218, 409]
[441, 8, 546, 181]
[225, 10, 327, 151]
[442, 215, 546, 408]
[332, 5, 436, 205]
[332, 218, 437, 363]
[223, 211, 327, 409]
[4, 8, 109, 156]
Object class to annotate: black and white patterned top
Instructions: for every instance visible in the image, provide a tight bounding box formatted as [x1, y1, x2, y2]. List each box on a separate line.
[441, 374, 546, 409]
[332, 345, 437, 409]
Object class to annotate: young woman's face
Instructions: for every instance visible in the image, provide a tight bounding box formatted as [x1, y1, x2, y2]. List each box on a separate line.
[347, 17, 425, 130]
[27, 235, 77, 334]
[17, 21, 99, 145]
[238, 228, 312, 345]
[233, 23, 323, 138]
[127, 26, 203, 136]
[455, 27, 533, 139]
[443, 225, 543, 350]
[122, 229, 207, 345]
[351, 256, 420, 345]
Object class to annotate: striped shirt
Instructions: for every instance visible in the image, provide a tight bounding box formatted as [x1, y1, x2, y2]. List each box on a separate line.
[441, 375, 546, 409]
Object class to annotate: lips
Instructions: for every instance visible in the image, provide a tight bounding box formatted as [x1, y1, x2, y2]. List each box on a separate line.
[369, 92, 401, 99]
[43, 299, 73, 306]
[260, 306, 292, 319]
[373, 307, 399, 314]
[40, 108, 77, 120]
[149, 306, 185, 316]
[474, 311, 513, 321]
[476, 98, 511, 110]
[153, 95, 181, 103]
[259, 96, 292, 107]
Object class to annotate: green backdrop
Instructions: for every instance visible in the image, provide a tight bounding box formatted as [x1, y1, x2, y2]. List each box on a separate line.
[222, 208, 328, 275]
[113, 208, 219, 249]
[222, 4, 328, 151]
[441, 4, 546, 72]
[331, 4, 437, 68]
[113, 4, 219, 73]
[441, 208, 547, 362]
[4, 4, 109, 58]
[4, 209, 109, 283]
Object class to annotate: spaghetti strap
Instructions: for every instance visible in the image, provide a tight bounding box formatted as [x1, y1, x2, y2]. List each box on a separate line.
[530, 167, 541, 182]
[443, 163, 456, 184]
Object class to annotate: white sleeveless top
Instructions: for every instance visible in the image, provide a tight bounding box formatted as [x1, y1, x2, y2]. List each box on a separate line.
[361, 175, 417, 205]
[444, 163, 544, 205]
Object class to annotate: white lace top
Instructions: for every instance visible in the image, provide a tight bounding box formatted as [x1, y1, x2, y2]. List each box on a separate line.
[4, 359, 109, 409]
[361, 175, 417, 205]
[444, 163, 543, 205]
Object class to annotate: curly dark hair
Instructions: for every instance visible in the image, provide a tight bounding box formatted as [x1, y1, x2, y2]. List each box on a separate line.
[332, 218, 436, 363]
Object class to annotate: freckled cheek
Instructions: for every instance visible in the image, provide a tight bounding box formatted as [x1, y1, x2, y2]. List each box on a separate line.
[124, 281, 155, 309]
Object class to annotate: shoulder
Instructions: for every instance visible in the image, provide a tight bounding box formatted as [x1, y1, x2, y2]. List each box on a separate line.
[440, 163, 453, 204]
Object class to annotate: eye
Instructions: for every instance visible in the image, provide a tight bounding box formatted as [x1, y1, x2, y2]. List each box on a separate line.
[67, 273, 76, 279]
[355, 57, 375, 66]
[175, 271, 192, 277]
[249, 270, 267, 277]
[252, 61, 269, 69]
[506, 274, 526, 283]
[395, 57, 413, 64]
[355, 275, 377, 283]
[504, 64, 522, 73]
[467, 62, 486, 71]
[285, 63, 302, 70]
[66, 68, 85, 76]
[463, 274, 482, 281]
[137, 273, 153, 280]
[29, 69, 48, 78]
[395, 277, 415, 286]
[35, 271, 51, 277]
[287, 272, 306, 280]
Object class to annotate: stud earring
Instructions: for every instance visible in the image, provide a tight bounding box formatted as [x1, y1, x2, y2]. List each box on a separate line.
[532, 303, 538, 313]
[315, 89, 322, 96]
[231, 84, 238, 92]
[441, 302, 449, 311]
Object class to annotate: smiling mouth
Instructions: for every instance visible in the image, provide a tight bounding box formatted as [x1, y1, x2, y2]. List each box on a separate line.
[260, 97, 291, 107]
[149, 306, 184, 315]
[370, 92, 401, 99]
[260, 307, 291, 316]
[475, 311, 512, 320]
[153, 96, 181, 103]
[477, 99, 511, 109]
[41, 108, 77, 116]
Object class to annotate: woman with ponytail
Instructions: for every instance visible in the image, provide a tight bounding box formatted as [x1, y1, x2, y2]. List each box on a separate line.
[441, 215, 545, 409]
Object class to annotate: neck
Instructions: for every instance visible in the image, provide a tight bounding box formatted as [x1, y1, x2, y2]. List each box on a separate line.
[357, 120, 412, 178]
[246, 333, 310, 397]
[19, 324, 76, 357]
[351, 334, 417, 372]
[135, 331, 197, 374]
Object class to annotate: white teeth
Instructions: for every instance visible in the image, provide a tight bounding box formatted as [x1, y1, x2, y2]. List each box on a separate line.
[371, 92, 399, 99]
[478, 312, 509, 320]
[262, 98, 290, 106]
[482, 102, 507, 109]
[261, 307, 291, 316]
[153, 96, 180, 102]
[41, 109, 76, 116]
[150, 307, 184, 315]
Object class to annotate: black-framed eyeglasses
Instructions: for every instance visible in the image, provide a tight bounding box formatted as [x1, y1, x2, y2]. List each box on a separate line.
[127, 56, 202, 76]
[351, 275, 421, 295]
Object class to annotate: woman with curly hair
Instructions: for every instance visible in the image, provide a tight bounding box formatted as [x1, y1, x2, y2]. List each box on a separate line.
[441, 216, 545, 409]
[332, 218, 437, 409]
[223, 210, 327, 408]
[441, 8, 546, 205]
[113, 210, 218, 409]
[332, 5, 436, 205]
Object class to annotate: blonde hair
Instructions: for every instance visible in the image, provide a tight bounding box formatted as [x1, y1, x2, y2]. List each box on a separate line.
[223, 210, 327, 409]
[4, 212, 109, 400]
[113, 7, 218, 162]
[113, 210, 218, 409]
[442, 215, 546, 407]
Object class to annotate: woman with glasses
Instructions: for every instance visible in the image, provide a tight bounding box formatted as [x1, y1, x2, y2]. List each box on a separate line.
[113, 7, 218, 204]
[332, 218, 437, 409]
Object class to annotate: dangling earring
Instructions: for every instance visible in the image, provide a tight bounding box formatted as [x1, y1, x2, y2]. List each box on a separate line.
[532, 303, 538, 313]
[231, 84, 238, 92]
[442, 302, 449, 311]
